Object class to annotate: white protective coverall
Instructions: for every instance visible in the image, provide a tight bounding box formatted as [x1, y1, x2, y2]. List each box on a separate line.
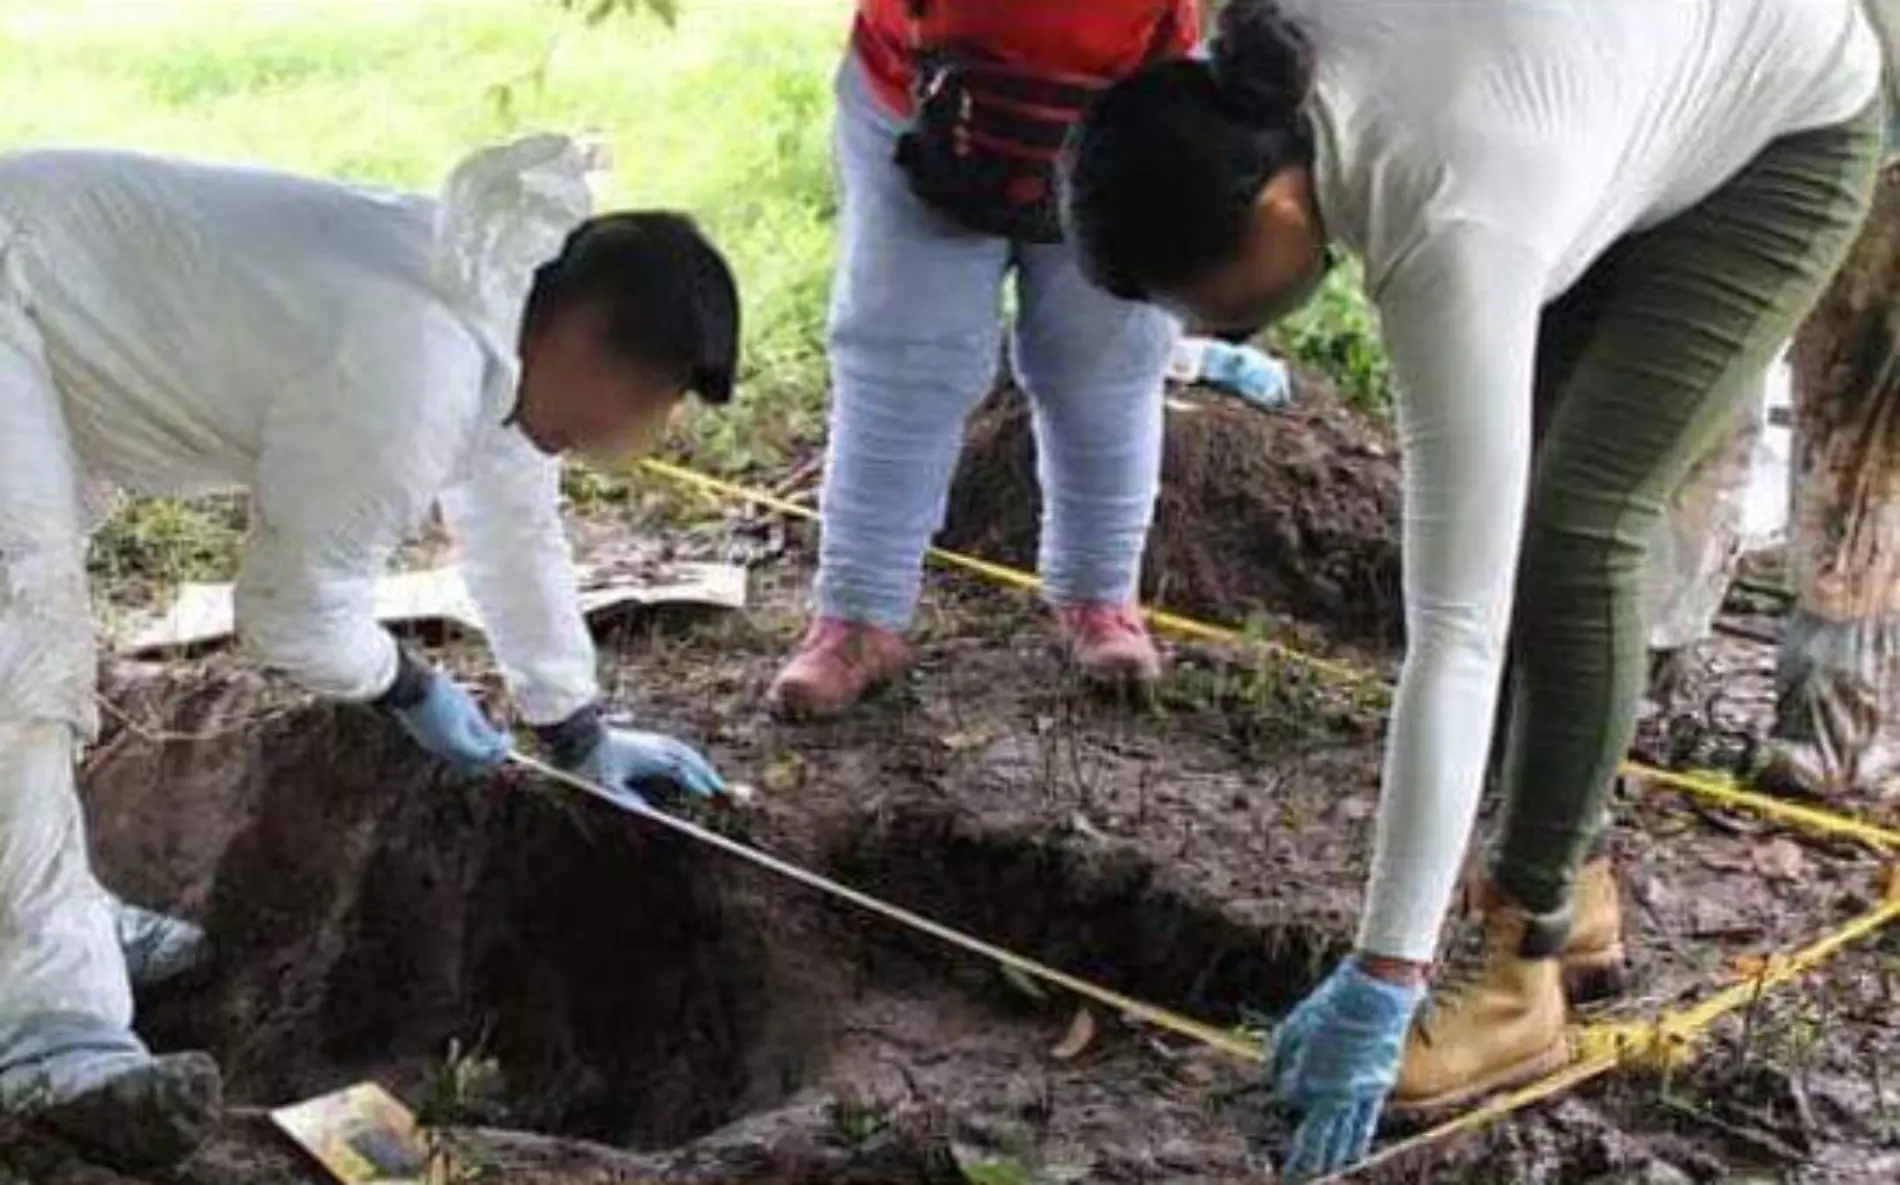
[0, 135, 602, 1102]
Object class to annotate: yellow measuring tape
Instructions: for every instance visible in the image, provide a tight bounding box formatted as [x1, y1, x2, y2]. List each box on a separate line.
[639, 457, 1900, 850]
[508, 750, 1265, 1064]
[1322, 881, 1900, 1183]
[629, 456, 1900, 1173]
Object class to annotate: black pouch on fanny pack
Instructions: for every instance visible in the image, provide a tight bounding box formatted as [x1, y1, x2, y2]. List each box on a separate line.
[891, 2, 1176, 243]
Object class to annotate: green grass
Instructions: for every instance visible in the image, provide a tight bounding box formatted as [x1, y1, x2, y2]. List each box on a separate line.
[1275, 260, 1393, 416]
[0, 0, 850, 588]
[0, 0, 847, 463]
[0, 0, 1391, 595]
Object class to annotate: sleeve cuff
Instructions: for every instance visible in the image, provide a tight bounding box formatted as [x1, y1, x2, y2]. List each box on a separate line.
[371, 647, 435, 711]
[534, 702, 605, 767]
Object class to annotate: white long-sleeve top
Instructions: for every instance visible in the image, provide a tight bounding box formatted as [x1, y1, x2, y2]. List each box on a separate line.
[0, 142, 600, 725]
[1278, 0, 1882, 960]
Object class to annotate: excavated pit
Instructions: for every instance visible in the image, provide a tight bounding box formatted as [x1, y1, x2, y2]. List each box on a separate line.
[41, 664, 1335, 1182]
[15, 624, 1891, 1184]
[82, 668, 836, 1152]
[832, 802, 1341, 1021]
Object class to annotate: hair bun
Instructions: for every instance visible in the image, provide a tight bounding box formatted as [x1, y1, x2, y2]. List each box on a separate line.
[1211, 0, 1314, 127]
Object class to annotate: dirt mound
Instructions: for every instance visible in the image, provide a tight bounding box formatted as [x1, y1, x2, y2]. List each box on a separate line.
[941, 380, 1403, 644]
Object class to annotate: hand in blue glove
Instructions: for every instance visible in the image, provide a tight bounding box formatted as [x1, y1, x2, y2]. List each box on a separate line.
[1270, 958, 1426, 1182]
[1199, 341, 1292, 410]
[385, 666, 510, 774]
[564, 725, 726, 806]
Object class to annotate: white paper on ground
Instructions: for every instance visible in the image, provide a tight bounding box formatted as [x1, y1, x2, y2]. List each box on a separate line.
[116, 561, 747, 657]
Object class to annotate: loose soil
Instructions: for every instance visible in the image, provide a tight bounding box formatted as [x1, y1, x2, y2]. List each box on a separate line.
[5, 413, 1896, 1183]
[942, 381, 1404, 646]
[4, 547, 1894, 1184]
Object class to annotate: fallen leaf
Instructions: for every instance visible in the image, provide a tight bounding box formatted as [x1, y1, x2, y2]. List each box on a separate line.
[1695, 847, 1753, 874]
[950, 1145, 1038, 1185]
[760, 753, 805, 795]
[998, 964, 1048, 1002]
[1754, 838, 1810, 883]
[1139, 1032, 1185, 1061]
[1067, 811, 1106, 841]
[940, 729, 991, 752]
[1051, 1007, 1096, 1061]
[1336, 794, 1374, 824]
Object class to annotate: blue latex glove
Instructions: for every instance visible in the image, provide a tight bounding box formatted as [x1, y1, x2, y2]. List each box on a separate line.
[1199, 341, 1291, 410]
[1270, 959, 1426, 1181]
[565, 726, 726, 806]
[389, 670, 510, 774]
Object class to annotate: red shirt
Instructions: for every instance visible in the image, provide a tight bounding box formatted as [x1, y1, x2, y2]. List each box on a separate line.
[852, 0, 1202, 116]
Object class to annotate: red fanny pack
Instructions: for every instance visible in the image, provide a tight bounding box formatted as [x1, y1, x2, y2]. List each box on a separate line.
[889, 2, 1178, 243]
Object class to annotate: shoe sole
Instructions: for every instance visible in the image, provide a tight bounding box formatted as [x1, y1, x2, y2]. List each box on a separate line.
[1064, 649, 1165, 690]
[1076, 671, 1163, 704]
[1562, 945, 1631, 1004]
[766, 689, 850, 722]
[36, 1052, 223, 1172]
[767, 671, 906, 722]
[1387, 1039, 1572, 1118]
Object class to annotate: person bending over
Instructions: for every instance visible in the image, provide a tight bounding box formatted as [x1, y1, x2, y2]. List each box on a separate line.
[1063, 0, 1881, 1177]
[0, 136, 737, 1169]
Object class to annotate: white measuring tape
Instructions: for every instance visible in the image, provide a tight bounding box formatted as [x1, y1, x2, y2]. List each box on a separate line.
[506, 749, 1266, 1064]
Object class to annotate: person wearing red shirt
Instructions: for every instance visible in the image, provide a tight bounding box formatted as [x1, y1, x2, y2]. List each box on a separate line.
[767, 0, 1201, 719]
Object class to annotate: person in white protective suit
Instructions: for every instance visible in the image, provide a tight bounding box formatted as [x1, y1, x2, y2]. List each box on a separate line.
[0, 135, 740, 1169]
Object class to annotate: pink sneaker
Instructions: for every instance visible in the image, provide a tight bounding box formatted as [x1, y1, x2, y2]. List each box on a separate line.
[1055, 602, 1163, 686]
[768, 617, 911, 720]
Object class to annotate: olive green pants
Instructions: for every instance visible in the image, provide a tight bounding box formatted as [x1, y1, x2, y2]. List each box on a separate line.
[1491, 104, 1883, 916]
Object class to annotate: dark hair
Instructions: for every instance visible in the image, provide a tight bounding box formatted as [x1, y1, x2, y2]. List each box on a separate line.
[1062, 0, 1316, 301]
[522, 210, 741, 404]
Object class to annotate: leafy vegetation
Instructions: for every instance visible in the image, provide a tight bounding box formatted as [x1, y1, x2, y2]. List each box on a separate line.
[0, 0, 847, 587]
[0, 0, 1393, 595]
[1274, 258, 1393, 415]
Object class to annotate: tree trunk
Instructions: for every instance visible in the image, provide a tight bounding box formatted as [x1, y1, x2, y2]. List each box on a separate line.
[1768, 161, 1900, 796]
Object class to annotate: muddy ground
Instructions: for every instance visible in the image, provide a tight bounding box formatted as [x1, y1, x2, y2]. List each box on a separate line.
[5, 398, 1898, 1185]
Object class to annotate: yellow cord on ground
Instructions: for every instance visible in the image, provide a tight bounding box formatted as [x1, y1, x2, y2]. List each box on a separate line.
[1620, 762, 1900, 848]
[1324, 884, 1900, 1182]
[638, 458, 1900, 849]
[633, 458, 1900, 1172]
[1309, 1052, 1624, 1184]
[507, 750, 1266, 1065]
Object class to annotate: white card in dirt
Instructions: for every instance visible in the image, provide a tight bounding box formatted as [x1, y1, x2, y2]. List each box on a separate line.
[118, 580, 235, 654]
[116, 560, 746, 656]
[578, 559, 748, 616]
[269, 1082, 436, 1184]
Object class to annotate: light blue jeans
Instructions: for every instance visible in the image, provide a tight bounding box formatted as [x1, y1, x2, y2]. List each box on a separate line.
[813, 56, 1177, 631]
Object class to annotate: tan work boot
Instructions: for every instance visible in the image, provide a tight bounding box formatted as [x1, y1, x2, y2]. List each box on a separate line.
[1053, 602, 1164, 686]
[1463, 856, 1629, 1003]
[767, 617, 910, 720]
[1558, 857, 1629, 1002]
[1391, 893, 1571, 1115]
